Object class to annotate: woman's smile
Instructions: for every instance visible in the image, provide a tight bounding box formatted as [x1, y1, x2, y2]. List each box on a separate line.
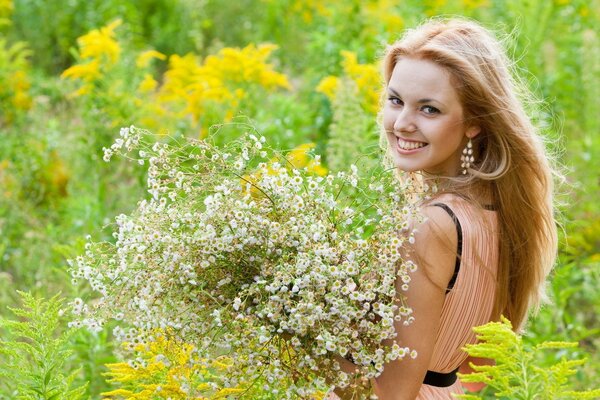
[396, 137, 429, 153]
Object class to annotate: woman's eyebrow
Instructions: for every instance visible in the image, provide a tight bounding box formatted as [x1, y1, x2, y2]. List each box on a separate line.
[387, 87, 444, 106]
[387, 87, 401, 97]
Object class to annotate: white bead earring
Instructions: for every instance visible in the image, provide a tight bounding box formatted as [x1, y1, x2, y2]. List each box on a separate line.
[461, 138, 474, 175]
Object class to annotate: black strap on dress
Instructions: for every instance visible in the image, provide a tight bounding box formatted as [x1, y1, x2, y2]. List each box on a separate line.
[431, 203, 462, 293]
[421, 203, 463, 387]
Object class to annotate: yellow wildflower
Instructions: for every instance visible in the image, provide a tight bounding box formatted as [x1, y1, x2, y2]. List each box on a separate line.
[158, 53, 202, 104]
[158, 44, 289, 129]
[242, 142, 327, 198]
[67, 84, 93, 98]
[103, 331, 247, 399]
[136, 49, 167, 68]
[363, 0, 404, 36]
[317, 51, 381, 114]
[61, 59, 101, 82]
[425, 0, 448, 15]
[306, 160, 328, 176]
[202, 43, 291, 90]
[286, 142, 315, 168]
[10, 70, 31, 110]
[213, 387, 245, 397]
[340, 51, 381, 112]
[289, 0, 331, 22]
[138, 73, 158, 93]
[78, 19, 122, 65]
[315, 76, 339, 102]
[285, 143, 327, 175]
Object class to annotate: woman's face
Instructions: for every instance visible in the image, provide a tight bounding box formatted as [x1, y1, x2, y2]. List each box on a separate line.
[383, 57, 480, 176]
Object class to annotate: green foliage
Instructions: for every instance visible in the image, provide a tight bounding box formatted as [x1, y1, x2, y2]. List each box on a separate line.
[456, 317, 600, 400]
[325, 78, 380, 173]
[11, 0, 204, 74]
[0, 0, 598, 393]
[0, 291, 87, 399]
[0, 36, 31, 125]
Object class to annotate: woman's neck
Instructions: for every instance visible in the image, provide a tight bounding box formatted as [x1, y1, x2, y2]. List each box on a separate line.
[424, 175, 494, 207]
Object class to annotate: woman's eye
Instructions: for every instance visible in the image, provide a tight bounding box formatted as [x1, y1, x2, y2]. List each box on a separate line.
[422, 105, 440, 115]
[388, 97, 403, 106]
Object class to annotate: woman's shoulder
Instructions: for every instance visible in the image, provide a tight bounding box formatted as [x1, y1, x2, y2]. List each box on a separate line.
[408, 201, 460, 292]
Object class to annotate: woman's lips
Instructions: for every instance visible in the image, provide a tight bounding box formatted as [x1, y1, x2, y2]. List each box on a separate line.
[396, 137, 428, 153]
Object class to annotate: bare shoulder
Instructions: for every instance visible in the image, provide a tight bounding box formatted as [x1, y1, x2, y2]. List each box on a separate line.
[408, 204, 458, 292]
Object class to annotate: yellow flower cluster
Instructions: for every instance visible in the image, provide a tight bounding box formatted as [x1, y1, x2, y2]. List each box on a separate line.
[136, 50, 167, 69]
[61, 22, 291, 136]
[8, 69, 31, 110]
[156, 43, 290, 131]
[135, 50, 167, 95]
[363, 0, 404, 38]
[61, 19, 122, 96]
[286, 142, 327, 175]
[102, 332, 244, 399]
[316, 50, 382, 114]
[290, 0, 332, 22]
[260, 0, 331, 23]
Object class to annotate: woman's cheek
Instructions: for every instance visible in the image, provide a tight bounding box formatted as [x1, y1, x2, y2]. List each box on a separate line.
[382, 112, 395, 133]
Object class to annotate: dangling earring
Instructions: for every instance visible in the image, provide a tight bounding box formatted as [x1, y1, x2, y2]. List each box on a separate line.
[461, 138, 474, 175]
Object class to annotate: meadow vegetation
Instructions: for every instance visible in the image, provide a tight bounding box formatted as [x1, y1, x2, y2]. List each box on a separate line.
[0, 0, 598, 398]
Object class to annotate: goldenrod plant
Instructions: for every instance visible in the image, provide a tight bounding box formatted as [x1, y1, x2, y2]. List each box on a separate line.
[0, 291, 87, 399]
[102, 329, 330, 399]
[0, 36, 32, 125]
[61, 20, 291, 138]
[102, 331, 242, 399]
[456, 317, 600, 399]
[316, 51, 381, 116]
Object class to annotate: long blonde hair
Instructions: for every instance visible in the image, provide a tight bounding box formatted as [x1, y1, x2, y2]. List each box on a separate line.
[381, 18, 558, 330]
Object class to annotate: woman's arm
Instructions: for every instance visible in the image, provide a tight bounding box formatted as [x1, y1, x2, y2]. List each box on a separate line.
[370, 205, 459, 400]
[459, 356, 494, 392]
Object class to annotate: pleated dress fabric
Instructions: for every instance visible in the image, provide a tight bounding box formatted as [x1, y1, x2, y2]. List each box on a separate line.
[325, 194, 499, 399]
[415, 193, 499, 399]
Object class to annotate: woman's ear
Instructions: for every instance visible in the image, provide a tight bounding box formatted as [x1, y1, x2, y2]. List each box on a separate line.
[466, 125, 481, 138]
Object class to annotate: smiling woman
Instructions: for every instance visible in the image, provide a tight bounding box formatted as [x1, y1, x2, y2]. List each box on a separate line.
[329, 17, 558, 400]
[383, 57, 480, 176]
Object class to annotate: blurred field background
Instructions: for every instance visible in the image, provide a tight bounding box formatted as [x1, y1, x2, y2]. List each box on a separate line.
[0, 0, 598, 397]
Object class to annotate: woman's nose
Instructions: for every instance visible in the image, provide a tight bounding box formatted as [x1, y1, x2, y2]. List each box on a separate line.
[393, 109, 417, 133]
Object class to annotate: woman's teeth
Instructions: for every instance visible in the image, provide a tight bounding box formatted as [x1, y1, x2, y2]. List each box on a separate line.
[397, 138, 427, 150]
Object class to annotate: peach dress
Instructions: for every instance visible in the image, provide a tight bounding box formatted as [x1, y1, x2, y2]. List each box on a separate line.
[327, 193, 499, 399]
[416, 193, 499, 399]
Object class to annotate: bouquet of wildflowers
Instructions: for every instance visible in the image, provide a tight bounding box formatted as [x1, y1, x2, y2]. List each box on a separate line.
[70, 124, 422, 398]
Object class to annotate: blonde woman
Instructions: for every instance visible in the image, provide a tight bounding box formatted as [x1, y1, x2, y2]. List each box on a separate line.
[332, 18, 557, 399]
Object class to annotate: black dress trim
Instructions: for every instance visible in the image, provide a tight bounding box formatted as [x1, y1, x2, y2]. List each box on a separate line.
[423, 367, 459, 387]
[431, 203, 462, 294]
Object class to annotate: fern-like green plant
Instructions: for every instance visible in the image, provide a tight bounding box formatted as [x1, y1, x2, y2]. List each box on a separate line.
[0, 291, 87, 399]
[325, 77, 381, 173]
[456, 316, 600, 400]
